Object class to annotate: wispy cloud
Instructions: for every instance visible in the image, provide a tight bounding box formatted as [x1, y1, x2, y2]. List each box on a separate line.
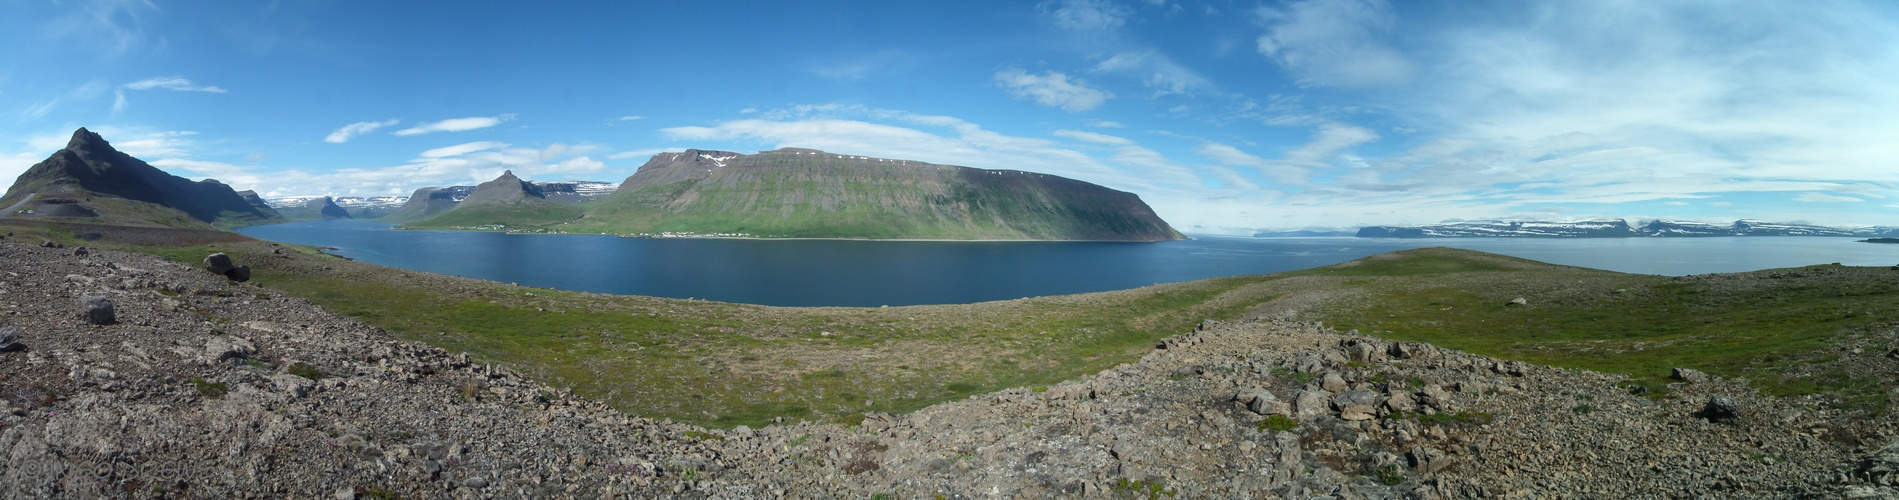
[1794, 192, 1863, 203]
[993, 68, 1113, 112]
[41, 0, 160, 58]
[324, 119, 400, 144]
[1039, 0, 1131, 31]
[1255, 0, 1411, 87]
[1093, 50, 1211, 96]
[18, 80, 109, 120]
[113, 77, 227, 113]
[1088, 120, 1125, 128]
[420, 141, 506, 158]
[393, 114, 516, 136]
[810, 49, 923, 83]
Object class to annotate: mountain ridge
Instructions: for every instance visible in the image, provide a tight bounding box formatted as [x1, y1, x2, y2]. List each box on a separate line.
[1351, 219, 1899, 238]
[1, 128, 283, 228]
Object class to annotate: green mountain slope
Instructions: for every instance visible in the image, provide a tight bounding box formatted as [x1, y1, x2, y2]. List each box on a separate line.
[571, 148, 1184, 241]
[0, 128, 283, 228]
[402, 171, 581, 229]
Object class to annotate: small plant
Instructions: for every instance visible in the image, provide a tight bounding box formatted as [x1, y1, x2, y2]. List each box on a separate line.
[244, 359, 270, 370]
[1031, 386, 1048, 393]
[787, 433, 811, 447]
[1572, 404, 1594, 414]
[1375, 465, 1405, 485]
[189, 378, 229, 398]
[1110, 478, 1177, 499]
[287, 362, 327, 380]
[872, 494, 892, 500]
[1256, 415, 1299, 433]
[359, 487, 403, 500]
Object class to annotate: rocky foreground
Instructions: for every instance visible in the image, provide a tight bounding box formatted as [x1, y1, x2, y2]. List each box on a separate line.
[2, 238, 1896, 499]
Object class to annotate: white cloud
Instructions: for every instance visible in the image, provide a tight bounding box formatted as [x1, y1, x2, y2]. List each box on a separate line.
[1712, 202, 1732, 207]
[152, 140, 613, 199]
[1039, 0, 1131, 31]
[394, 114, 516, 136]
[421, 141, 506, 158]
[993, 68, 1113, 112]
[324, 119, 400, 144]
[113, 77, 227, 113]
[617, 116, 643, 121]
[1255, 0, 1411, 87]
[1094, 50, 1211, 96]
[1087, 120, 1125, 128]
[1794, 192, 1863, 203]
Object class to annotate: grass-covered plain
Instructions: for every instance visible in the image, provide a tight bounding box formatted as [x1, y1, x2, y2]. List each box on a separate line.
[14, 220, 1894, 427]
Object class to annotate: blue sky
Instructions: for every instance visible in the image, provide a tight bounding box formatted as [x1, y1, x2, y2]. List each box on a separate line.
[4, 0, 1897, 232]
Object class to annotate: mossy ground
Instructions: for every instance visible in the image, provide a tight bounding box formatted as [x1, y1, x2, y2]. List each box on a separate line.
[15, 220, 1893, 426]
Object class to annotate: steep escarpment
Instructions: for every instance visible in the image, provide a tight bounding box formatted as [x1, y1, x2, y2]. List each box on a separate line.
[0, 128, 283, 228]
[574, 148, 1184, 241]
[381, 186, 473, 222]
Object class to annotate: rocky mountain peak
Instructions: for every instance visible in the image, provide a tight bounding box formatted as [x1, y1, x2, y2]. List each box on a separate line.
[65, 127, 108, 152]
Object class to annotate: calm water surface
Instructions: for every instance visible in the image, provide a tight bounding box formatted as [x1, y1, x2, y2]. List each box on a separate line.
[237, 220, 1899, 307]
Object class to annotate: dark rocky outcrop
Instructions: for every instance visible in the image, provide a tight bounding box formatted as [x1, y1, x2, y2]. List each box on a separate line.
[0, 128, 283, 227]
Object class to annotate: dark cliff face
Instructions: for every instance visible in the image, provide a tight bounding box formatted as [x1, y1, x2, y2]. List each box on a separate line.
[3, 128, 282, 225]
[314, 197, 352, 219]
[589, 148, 1184, 241]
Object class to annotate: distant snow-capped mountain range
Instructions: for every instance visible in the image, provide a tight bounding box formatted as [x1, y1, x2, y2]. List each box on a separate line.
[266, 182, 616, 212]
[265, 181, 617, 219]
[1341, 219, 1899, 238]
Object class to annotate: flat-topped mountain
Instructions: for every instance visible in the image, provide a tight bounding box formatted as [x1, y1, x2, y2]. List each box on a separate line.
[0, 128, 283, 228]
[572, 148, 1185, 241]
[1356, 219, 1899, 238]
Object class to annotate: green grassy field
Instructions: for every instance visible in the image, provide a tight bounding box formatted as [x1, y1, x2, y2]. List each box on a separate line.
[17, 221, 1894, 426]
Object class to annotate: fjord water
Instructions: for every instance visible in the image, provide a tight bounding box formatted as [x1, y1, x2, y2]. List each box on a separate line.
[238, 220, 1898, 307]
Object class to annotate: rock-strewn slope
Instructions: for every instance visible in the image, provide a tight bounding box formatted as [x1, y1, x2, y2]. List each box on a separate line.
[1, 238, 1893, 499]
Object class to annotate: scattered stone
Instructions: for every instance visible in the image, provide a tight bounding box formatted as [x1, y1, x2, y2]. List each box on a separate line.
[226, 265, 251, 282]
[462, 477, 489, 489]
[1321, 371, 1348, 392]
[78, 295, 114, 325]
[1672, 367, 1710, 384]
[1507, 297, 1528, 306]
[204, 253, 236, 275]
[40, 240, 59, 248]
[1408, 446, 1452, 474]
[71, 246, 88, 256]
[0, 326, 21, 352]
[1697, 395, 1742, 423]
[1295, 389, 1332, 418]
